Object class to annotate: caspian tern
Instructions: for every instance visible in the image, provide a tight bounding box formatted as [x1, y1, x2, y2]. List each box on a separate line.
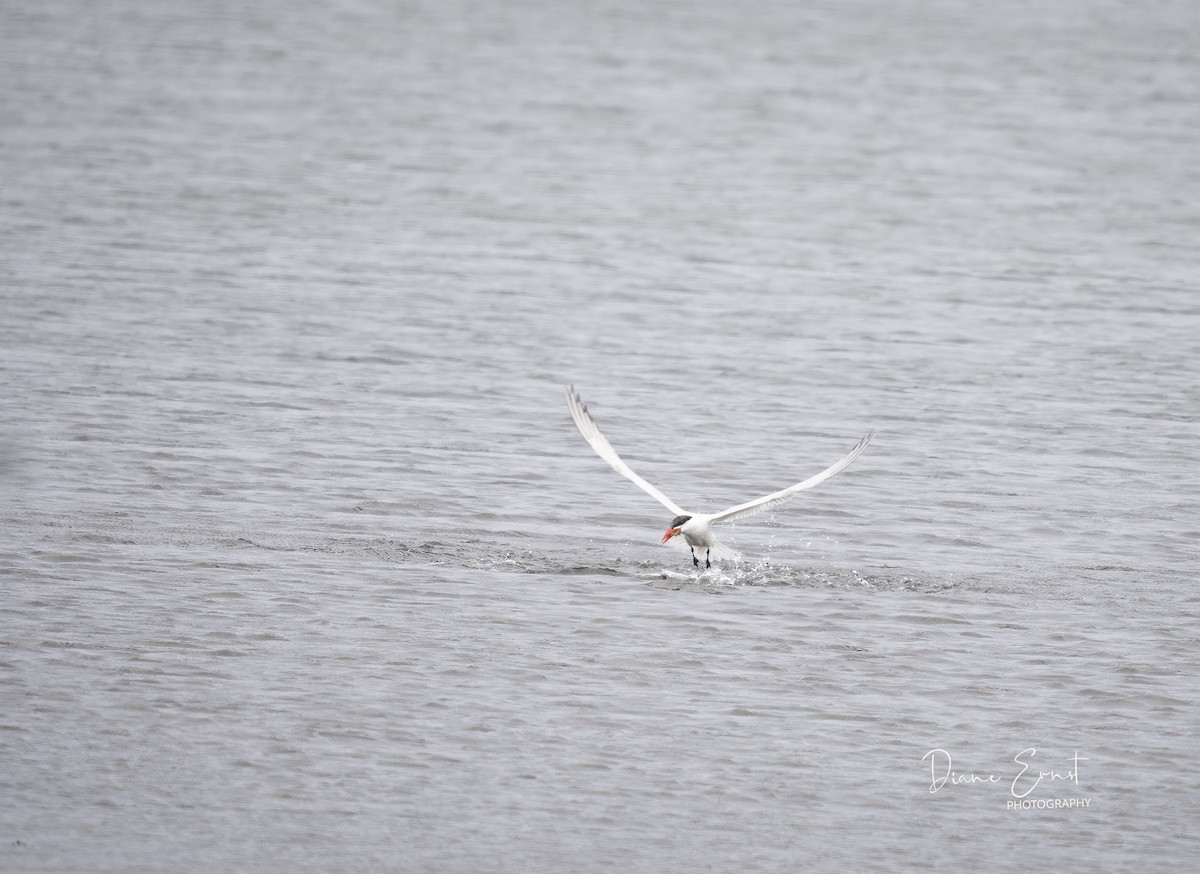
[566, 385, 874, 569]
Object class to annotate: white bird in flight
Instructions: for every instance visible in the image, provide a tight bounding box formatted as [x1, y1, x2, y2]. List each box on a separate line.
[566, 385, 874, 569]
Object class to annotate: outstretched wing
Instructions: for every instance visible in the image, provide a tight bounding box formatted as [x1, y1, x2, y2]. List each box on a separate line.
[708, 431, 874, 525]
[565, 385, 685, 516]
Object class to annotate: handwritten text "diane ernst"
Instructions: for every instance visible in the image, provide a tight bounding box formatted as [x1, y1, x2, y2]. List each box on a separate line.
[922, 748, 1087, 799]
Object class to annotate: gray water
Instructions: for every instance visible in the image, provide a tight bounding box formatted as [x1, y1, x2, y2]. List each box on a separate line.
[3, 0, 1199, 871]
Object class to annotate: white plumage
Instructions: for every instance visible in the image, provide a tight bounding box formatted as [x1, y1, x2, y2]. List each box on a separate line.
[566, 385, 873, 568]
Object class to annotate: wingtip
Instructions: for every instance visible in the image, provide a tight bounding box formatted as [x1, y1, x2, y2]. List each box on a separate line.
[566, 384, 587, 410]
[566, 385, 595, 432]
[568, 386, 592, 418]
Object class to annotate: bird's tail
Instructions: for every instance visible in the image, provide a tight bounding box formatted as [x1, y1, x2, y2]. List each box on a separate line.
[667, 538, 740, 564]
[706, 540, 740, 564]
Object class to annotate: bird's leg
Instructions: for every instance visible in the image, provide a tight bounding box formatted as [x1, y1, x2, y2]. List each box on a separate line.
[691, 546, 699, 568]
[705, 549, 711, 569]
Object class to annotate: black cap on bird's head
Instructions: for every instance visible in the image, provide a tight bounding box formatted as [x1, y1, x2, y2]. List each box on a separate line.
[661, 514, 692, 543]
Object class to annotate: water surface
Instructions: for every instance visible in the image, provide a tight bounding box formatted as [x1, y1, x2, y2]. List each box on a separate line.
[2, 0, 1199, 871]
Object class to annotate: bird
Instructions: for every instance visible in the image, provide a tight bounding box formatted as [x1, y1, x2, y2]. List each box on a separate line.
[565, 385, 874, 569]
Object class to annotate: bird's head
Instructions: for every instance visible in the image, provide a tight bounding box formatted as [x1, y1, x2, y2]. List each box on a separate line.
[661, 514, 692, 543]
